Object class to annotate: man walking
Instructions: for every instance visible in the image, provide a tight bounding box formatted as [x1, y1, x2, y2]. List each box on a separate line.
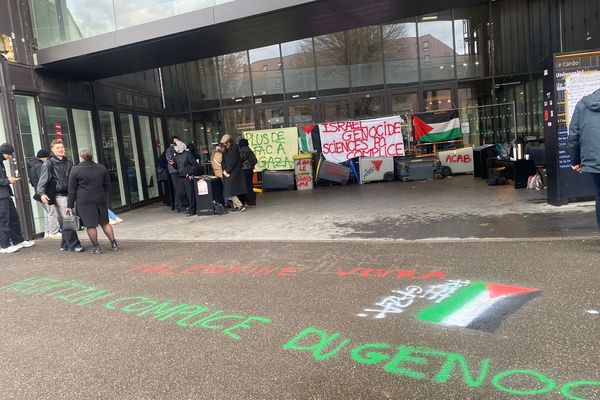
[37, 139, 83, 252]
[0, 143, 35, 253]
[569, 90, 600, 232]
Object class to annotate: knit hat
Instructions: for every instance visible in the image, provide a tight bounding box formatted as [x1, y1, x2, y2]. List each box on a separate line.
[0, 143, 15, 155]
[220, 134, 231, 144]
[37, 149, 51, 158]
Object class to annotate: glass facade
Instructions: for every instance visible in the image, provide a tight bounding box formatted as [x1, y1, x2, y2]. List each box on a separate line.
[99, 110, 126, 208]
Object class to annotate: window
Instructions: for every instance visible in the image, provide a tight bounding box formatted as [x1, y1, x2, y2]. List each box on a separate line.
[249, 45, 284, 103]
[454, 4, 489, 79]
[348, 26, 384, 91]
[418, 12, 455, 81]
[422, 41, 430, 51]
[314, 32, 350, 95]
[281, 39, 317, 99]
[383, 20, 419, 85]
[218, 51, 252, 106]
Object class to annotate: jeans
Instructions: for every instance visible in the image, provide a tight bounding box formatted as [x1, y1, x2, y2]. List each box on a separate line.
[590, 172, 600, 231]
[43, 203, 60, 235]
[0, 198, 24, 248]
[55, 196, 81, 250]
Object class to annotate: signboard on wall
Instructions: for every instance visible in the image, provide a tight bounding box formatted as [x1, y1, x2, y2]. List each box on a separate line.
[244, 127, 298, 171]
[318, 116, 405, 164]
[544, 50, 599, 205]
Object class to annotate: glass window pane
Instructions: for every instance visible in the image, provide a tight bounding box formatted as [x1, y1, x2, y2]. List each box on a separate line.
[43, 106, 74, 160]
[383, 21, 419, 85]
[138, 116, 159, 199]
[120, 114, 144, 203]
[222, 108, 254, 140]
[423, 89, 453, 111]
[391, 93, 418, 113]
[154, 118, 165, 152]
[418, 12, 456, 81]
[0, 105, 6, 143]
[99, 110, 126, 207]
[454, 4, 488, 79]
[193, 111, 222, 164]
[162, 64, 189, 113]
[281, 39, 317, 99]
[323, 100, 349, 122]
[188, 58, 221, 110]
[167, 116, 193, 144]
[218, 51, 252, 106]
[348, 26, 384, 91]
[72, 109, 98, 161]
[288, 104, 316, 125]
[257, 107, 285, 129]
[249, 45, 284, 103]
[353, 96, 383, 119]
[15, 96, 45, 233]
[315, 32, 350, 95]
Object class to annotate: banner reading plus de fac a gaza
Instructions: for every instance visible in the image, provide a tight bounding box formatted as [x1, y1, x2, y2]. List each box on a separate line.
[318, 116, 405, 164]
[244, 127, 298, 171]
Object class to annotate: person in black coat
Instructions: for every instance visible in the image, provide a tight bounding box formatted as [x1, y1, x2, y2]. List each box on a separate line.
[28, 149, 60, 238]
[173, 141, 200, 216]
[67, 149, 118, 255]
[220, 134, 247, 212]
[238, 138, 257, 207]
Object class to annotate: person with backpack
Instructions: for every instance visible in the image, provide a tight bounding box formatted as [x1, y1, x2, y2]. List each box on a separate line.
[28, 149, 60, 239]
[173, 140, 200, 216]
[238, 138, 257, 207]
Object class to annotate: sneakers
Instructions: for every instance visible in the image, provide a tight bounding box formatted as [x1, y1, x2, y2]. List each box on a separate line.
[73, 246, 84, 253]
[110, 240, 118, 251]
[91, 246, 101, 255]
[0, 245, 19, 254]
[232, 206, 246, 213]
[15, 240, 35, 249]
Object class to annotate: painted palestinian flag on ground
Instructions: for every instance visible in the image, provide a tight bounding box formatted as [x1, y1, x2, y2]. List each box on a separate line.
[417, 281, 540, 332]
[413, 110, 461, 143]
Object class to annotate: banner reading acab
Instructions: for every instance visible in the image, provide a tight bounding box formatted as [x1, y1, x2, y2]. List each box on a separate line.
[244, 127, 298, 171]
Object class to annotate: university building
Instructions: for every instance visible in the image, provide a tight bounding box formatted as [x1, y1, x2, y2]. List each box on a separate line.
[0, 0, 598, 236]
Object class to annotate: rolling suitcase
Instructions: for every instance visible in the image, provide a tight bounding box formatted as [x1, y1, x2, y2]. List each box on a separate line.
[316, 159, 351, 185]
[196, 176, 225, 215]
[262, 170, 295, 191]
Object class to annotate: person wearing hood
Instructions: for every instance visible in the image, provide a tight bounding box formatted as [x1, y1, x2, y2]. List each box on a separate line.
[28, 149, 60, 239]
[238, 138, 257, 207]
[173, 140, 200, 216]
[220, 134, 246, 213]
[0, 143, 35, 253]
[165, 136, 180, 211]
[37, 139, 83, 252]
[569, 90, 600, 232]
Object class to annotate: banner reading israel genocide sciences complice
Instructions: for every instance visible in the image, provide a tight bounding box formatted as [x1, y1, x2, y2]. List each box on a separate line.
[318, 116, 405, 164]
[244, 127, 298, 171]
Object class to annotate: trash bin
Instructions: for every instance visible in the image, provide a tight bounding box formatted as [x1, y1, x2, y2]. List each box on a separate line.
[195, 176, 224, 216]
[293, 153, 314, 190]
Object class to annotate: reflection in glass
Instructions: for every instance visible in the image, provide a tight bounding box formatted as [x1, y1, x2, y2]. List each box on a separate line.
[353, 96, 383, 119]
[193, 111, 221, 164]
[383, 21, 419, 85]
[418, 13, 456, 81]
[120, 114, 144, 203]
[348, 26, 384, 90]
[218, 51, 252, 106]
[391, 93, 418, 146]
[139, 116, 159, 199]
[0, 106, 6, 144]
[154, 118, 165, 152]
[281, 39, 317, 99]
[187, 58, 221, 110]
[15, 96, 45, 233]
[288, 104, 316, 125]
[315, 32, 350, 95]
[257, 107, 285, 129]
[162, 64, 190, 112]
[249, 45, 284, 103]
[323, 100, 349, 122]
[423, 89, 453, 111]
[222, 108, 254, 139]
[99, 111, 126, 207]
[167, 116, 193, 144]
[72, 109, 97, 162]
[43, 106, 73, 160]
[454, 5, 488, 79]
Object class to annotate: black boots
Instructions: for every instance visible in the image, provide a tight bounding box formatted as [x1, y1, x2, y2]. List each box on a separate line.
[110, 240, 118, 251]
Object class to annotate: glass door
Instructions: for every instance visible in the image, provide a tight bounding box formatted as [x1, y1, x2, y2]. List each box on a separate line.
[120, 113, 144, 204]
[72, 109, 98, 160]
[99, 110, 126, 207]
[43, 106, 74, 159]
[138, 115, 159, 199]
[391, 92, 418, 146]
[15, 96, 45, 233]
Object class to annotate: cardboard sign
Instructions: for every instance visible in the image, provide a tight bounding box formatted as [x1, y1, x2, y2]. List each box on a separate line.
[318, 116, 405, 163]
[438, 147, 474, 174]
[244, 128, 298, 171]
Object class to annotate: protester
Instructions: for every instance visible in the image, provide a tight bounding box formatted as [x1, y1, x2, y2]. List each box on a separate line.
[157, 149, 172, 207]
[238, 138, 257, 207]
[0, 143, 35, 253]
[210, 144, 224, 178]
[67, 149, 117, 255]
[220, 134, 246, 213]
[569, 89, 600, 232]
[37, 139, 83, 252]
[173, 140, 200, 216]
[165, 136, 182, 212]
[28, 149, 60, 239]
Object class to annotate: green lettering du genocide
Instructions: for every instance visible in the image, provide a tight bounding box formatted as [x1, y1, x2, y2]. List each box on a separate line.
[2, 277, 598, 399]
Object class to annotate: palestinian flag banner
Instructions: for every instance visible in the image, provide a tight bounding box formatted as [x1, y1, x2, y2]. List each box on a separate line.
[417, 281, 540, 332]
[298, 125, 315, 153]
[413, 110, 462, 143]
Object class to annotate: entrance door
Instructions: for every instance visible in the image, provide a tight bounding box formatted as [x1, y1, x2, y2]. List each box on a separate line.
[120, 113, 145, 204]
[98, 110, 126, 208]
[138, 115, 160, 199]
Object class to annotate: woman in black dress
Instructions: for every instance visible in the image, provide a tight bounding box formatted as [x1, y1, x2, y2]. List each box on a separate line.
[67, 149, 118, 254]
